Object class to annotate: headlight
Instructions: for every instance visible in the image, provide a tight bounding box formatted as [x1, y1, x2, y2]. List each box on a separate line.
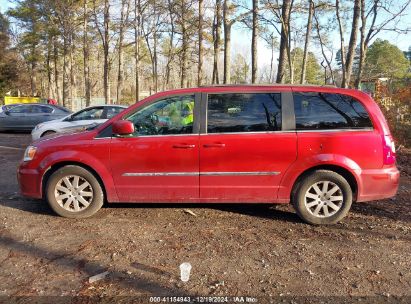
[23, 146, 37, 162]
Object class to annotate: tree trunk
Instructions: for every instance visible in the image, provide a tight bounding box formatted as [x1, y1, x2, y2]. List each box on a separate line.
[134, 0, 140, 101]
[70, 33, 75, 108]
[103, 0, 110, 104]
[300, 0, 314, 84]
[180, 0, 188, 88]
[117, 0, 129, 103]
[344, 0, 361, 88]
[62, 32, 70, 107]
[223, 0, 232, 84]
[166, 0, 175, 87]
[336, 0, 346, 86]
[276, 0, 291, 83]
[269, 38, 274, 82]
[251, 0, 258, 83]
[46, 36, 52, 98]
[83, 0, 91, 106]
[355, 0, 366, 89]
[153, 11, 158, 92]
[53, 37, 61, 103]
[212, 0, 222, 84]
[198, 0, 204, 86]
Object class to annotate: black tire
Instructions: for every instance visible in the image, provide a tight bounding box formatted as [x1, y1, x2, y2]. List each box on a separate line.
[46, 165, 104, 218]
[292, 170, 352, 225]
[41, 130, 56, 137]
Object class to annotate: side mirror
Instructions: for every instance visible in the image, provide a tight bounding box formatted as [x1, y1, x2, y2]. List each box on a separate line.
[112, 120, 135, 136]
[64, 115, 73, 122]
[4, 110, 10, 115]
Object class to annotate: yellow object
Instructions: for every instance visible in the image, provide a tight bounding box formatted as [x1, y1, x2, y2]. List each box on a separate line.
[4, 96, 41, 105]
[181, 101, 194, 126]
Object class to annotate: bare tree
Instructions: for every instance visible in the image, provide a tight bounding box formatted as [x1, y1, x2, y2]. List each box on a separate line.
[300, 0, 314, 84]
[116, 0, 130, 103]
[83, 0, 91, 106]
[134, 0, 141, 101]
[251, 0, 258, 83]
[344, 0, 361, 87]
[313, 6, 335, 84]
[276, 0, 292, 83]
[212, 0, 222, 84]
[93, 0, 111, 103]
[223, 0, 251, 84]
[198, 0, 204, 86]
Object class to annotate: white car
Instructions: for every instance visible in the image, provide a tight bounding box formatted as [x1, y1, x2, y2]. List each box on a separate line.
[32, 105, 127, 140]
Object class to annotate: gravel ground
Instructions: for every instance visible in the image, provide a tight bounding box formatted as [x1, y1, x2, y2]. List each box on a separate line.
[0, 133, 410, 303]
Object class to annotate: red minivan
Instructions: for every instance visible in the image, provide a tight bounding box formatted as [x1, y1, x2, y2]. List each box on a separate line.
[18, 85, 399, 224]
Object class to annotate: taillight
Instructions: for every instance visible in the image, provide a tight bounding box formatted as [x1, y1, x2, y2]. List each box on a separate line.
[383, 135, 396, 165]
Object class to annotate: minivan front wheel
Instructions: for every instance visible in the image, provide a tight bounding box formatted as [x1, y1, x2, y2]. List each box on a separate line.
[293, 170, 352, 225]
[46, 165, 104, 218]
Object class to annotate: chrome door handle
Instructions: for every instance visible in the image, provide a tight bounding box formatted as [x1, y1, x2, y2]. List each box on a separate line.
[172, 144, 196, 149]
[203, 143, 226, 148]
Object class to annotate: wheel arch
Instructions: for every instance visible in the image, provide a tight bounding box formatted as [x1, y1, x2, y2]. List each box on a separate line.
[42, 161, 108, 202]
[290, 164, 358, 203]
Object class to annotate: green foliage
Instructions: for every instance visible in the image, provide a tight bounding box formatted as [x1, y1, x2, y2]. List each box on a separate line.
[231, 54, 249, 84]
[286, 48, 323, 84]
[0, 13, 20, 99]
[365, 39, 410, 79]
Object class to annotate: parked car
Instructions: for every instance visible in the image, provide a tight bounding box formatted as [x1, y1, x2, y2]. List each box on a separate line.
[0, 103, 71, 132]
[18, 85, 399, 224]
[31, 105, 127, 140]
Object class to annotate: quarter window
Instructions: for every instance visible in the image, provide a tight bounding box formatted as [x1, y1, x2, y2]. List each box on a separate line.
[207, 93, 282, 133]
[293, 92, 373, 130]
[126, 95, 195, 136]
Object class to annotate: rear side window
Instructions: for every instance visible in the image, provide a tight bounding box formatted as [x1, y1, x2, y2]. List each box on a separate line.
[207, 93, 282, 133]
[293, 92, 373, 130]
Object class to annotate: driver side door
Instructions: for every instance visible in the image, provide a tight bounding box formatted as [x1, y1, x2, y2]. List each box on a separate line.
[109, 94, 200, 202]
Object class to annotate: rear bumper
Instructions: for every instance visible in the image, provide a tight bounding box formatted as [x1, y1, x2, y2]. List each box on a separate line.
[17, 166, 43, 199]
[357, 166, 400, 202]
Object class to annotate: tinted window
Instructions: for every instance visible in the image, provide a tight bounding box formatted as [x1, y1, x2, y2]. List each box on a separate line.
[31, 105, 53, 113]
[106, 106, 125, 119]
[207, 93, 282, 133]
[126, 95, 195, 136]
[294, 92, 373, 130]
[8, 105, 32, 114]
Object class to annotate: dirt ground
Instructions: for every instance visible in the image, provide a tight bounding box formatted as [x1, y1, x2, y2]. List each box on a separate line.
[0, 133, 410, 303]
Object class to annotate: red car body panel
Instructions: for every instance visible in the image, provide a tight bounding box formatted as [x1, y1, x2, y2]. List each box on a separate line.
[18, 85, 399, 205]
[199, 132, 297, 202]
[109, 135, 199, 202]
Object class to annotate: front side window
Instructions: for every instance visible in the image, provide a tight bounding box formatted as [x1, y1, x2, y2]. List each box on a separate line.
[8, 105, 32, 114]
[126, 95, 195, 136]
[294, 92, 373, 130]
[207, 93, 282, 133]
[72, 107, 104, 121]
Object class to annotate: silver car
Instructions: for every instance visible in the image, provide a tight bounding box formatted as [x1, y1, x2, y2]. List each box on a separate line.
[31, 105, 127, 140]
[0, 104, 71, 132]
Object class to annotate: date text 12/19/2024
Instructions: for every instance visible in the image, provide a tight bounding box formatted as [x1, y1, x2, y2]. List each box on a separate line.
[149, 296, 258, 303]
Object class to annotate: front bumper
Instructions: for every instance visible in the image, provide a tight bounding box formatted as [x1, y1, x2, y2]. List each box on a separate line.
[17, 165, 43, 199]
[357, 166, 400, 202]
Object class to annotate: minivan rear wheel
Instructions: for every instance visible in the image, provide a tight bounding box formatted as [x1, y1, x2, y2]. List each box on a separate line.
[46, 165, 104, 218]
[293, 170, 352, 225]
